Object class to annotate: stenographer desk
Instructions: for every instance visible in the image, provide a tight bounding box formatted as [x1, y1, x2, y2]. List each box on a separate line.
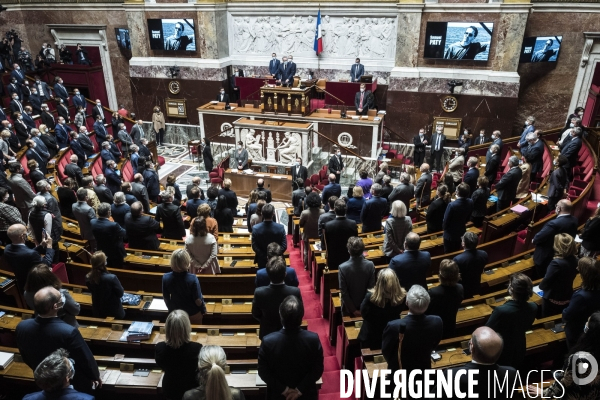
[225, 169, 293, 202]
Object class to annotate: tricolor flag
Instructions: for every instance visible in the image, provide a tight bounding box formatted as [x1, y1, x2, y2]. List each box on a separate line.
[314, 9, 323, 56]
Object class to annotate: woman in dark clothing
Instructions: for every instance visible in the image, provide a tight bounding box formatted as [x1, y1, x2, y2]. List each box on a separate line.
[427, 259, 464, 338]
[111, 112, 123, 133]
[346, 186, 366, 224]
[162, 249, 206, 324]
[426, 184, 450, 233]
[539, 233, 578, 317]
[155, 310, 202, 400]
[166, 174, 182, 206]
[202, 138, 213, 173]
[56, 178, 77, 219]
[580, 206, 600, 257]
[547, 155, 568, 210]
[357, 269, 406, 350]
[471, 176, 490, 227]
[39, 124, 59, 159]
[85, 251, 125, 319]
[27, 159, 45, 189]
[214, 194, 234, 233]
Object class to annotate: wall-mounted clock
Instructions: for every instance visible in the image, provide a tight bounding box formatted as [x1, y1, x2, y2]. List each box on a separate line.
[441, 95, 458, 113]
[168, 80, 181, 95]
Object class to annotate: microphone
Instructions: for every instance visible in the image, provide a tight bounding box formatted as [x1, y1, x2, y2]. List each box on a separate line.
[63, 242, 93, 262]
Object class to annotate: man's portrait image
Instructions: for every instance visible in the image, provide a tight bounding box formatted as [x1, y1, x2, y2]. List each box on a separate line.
[443, 22, 493, 61]
[530, 36, 561, 62]
[163, 19, 195, 51]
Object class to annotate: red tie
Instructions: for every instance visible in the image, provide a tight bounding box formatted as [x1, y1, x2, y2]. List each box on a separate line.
[359, 93, 364, 108]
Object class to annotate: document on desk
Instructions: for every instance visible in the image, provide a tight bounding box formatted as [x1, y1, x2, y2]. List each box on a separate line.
[148, 299, 168, 311]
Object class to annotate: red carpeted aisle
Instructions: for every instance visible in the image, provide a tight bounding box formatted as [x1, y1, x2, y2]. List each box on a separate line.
[286, 236, 341, 399]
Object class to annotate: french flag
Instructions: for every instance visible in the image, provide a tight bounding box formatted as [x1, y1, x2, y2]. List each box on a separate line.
[314, 9, 323, 56]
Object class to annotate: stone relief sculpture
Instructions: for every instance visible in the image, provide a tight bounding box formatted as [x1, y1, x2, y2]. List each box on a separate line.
[245, 129, 264, 161]
[230, 15, 396, 60]
[277, 132, 302, 163]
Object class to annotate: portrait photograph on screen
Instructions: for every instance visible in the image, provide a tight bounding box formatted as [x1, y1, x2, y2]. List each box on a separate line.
[147, 18, 196, 51]
[424, 22, 493, 61]
[519, 36, 562, 63]
[115, 28, 131, 50]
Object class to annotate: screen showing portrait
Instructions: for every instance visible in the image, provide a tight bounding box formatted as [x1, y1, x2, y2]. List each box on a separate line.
[424, 22, 494, 61]
[147, 18, 196, 52]
[519, 36, 562, 63]
[115, 28, 131, 50]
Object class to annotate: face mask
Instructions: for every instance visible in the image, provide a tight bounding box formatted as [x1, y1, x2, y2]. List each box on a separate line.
[578, 112, 584, 116]
[32, 91, 37, 95]
[96, 102, 101, 106]
[570, 123, 574, 128]
[272, 56, 276, 60]
[480, 133, 484, 137]
[584, 324, 589, 334]
[58, 293, 65, 309]
[237, 145, 242, 150]
[7, 124, 11, 128]
[36, 80, 40, 83]
[356, 61, 360, 64]
[524, 121, 529, 125]
[59, 100, 63, 103]
[74, 91, 79, 95]
[18, 116, 22, 120]
[360, 89, 364, 92]
[14, 96, 18, 100]
[294, 161, 299, 166]
[419, 132, 423, 136]
[15, 66, 19, 70]
[220, 91, 224, 94]
[155, 110, 159, 113]
[337, 152, 341, 156]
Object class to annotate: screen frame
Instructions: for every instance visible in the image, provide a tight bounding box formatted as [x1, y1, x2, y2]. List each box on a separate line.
[423, 21, 494, 61]
[147, 18, 197, 52]
[519, 36, 562, 64]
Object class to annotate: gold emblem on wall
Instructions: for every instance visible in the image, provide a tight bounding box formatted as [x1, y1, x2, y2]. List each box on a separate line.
[168, 81, 181, 95]
[441, 95, 458, 113]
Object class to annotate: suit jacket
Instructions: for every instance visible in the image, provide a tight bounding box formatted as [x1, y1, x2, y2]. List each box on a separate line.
[463, 168, 479, 197]
[7, 83, 22, 100]
[415, 172, 432, 205]
[251, 221, 287, 269]
[485, 138, 503, 163]
[485, 154, 500, 184]
[519, 125, 535, 147]
[357, 291, 405, 350]
[256, 187, 272, 203]
[321, 183, 341, 206]
[23, 387, 95, 400]
[563, 288, 600, 347]
[291, 188, 306, 216]
[443, 197, 473, 241]
[442, 362, 518, 400]
[124, 213, 160, 250]
[155, 202, 186, 239]
[8, 173, 35, 210]
[268, 58, 281, 76]
[69, 139, 86, 166]
[539, 255, 578, 303]
[130, 124, 145, 145]
[255, 267, 299, 288]
[532, 214, 578, 266]
[72, 201, 96, 240]
[430, 133, 446, 152]
[10, 69, 25, 84]
[100, 149, 115, 170]
[79, 134, 95, 157]
[324, 217, 358, 270]
[54, 124, 72, 148]
[354, 90, 373, 110]
[93, 121, 108, 143]
[473, 135, 490, 145]
[277, 62, 296, 84]
[258, 328, 323, 399]
[22, 113, 36, 131]
[185, 184, 205, 201]
[91, 105, 104, 122]
[34, 81, 52, 100]
[581, 216, 600, 252]
[29, 168, 46, 187]
[117, 129, 133, 152]
[14, 120, 29, 142]
[328, 155, 344, 175]
[110, 203, 130, 229]
[130, 182, 150, 213]
[218, 187, 238, 211]
[104, 168, 122, 195]
[413, 134, 429, 153]
[215, 92, 230, 104]
[521, 138, 544, 174]
[388, 250, 430, 291]
[428, 283, 464, 338]
[252, 284, 302, 339]
[350, 63, 364, 82]
[91, 217, 126, 265]
[4, 243, 54, 292]
[9, 99, 24, 115]
[93, 184, 113, 204]
[560, 136, 582, 168]
[388, 183, 414, 211]
[382, 314, 443, 373]
[291, 165, 308, 186]
[360, 196, 387, 233]
[548, 166, 568, 199]
[426, 197, 448, 234]
[143, 169, 160, 199]
[41, 111, 55, 128]
[25, 148, 47, 173]
[54, 83, 69, 101]
[17, 317, 99, 392]
[72, 93, 86, 109]
[28, 94, 43, 115]
[453, 249, 488, 299]
[57, 104, 69, 122]
[318, 211, 336, 248]
[486, 300, 537, 368]
[495, 166, 522, 202]
[338, 256, 376, 314]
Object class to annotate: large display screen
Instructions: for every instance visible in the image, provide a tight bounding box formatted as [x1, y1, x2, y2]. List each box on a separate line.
[424, 22, 494, 61]
[115, 28, 131, 50]
[519, 36, 562, 63]
[147, 18, 196, 51]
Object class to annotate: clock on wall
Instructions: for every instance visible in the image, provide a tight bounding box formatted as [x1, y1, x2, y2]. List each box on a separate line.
[168, 80, 181, 95]
[441, 95, 458, 113]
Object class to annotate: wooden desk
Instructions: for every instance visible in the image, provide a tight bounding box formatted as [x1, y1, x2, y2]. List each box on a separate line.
[261, 86, 313, 116]
[225, 169, 292, 202]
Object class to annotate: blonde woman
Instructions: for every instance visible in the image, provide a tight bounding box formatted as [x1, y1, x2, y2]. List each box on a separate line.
[383, 200, 413, 259]
[515, 154, 532, 199]
[539, 233, 578, 317]
[405, 164, 416, 185]
[183, 345, 245, 400]
[155, 310, 202, 400]
[152, 106, 166, 145]
[357, 269, 406, 349]
[185, 217, 220, 275]
[162, 249, 206, 324]
[346, 186, 365, 224]
[374, 162, 388, 185]
[0, 130, 14, 164]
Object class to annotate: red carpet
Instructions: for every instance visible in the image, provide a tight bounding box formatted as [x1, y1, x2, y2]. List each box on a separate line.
[287, 235, 341, 398]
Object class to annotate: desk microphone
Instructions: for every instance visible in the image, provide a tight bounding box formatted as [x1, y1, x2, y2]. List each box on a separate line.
[63, 242, 93, 257]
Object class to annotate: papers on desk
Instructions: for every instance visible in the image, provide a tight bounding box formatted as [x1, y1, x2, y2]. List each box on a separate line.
[236, 228, 249, 234]
[378, 110, 387, 115]
[120, 321, 154, 342]
[243, 169, 255, 174]
[147, 298, 168, 311]
[531, 193, 548, 204]
[0, 351, 14, 369]
[255, 174, 265, 177]
[533, 285, 544, 298]
[550, 145, 559, 151]
[291, 87, 303, 91]
[575, 234, 583, 243]
[230, 107, 236, 110]
[510, 204, 528, 214]
[374, 117, 381, 121]
[351, 116, 359, 120]
[210, 101, 219, 104]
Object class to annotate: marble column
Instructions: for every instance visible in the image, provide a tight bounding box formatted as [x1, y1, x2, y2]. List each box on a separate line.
[126, 9, 149, 58]
[395, 5, 424, 68]
[491, 12, 529, 72]
[197, 4, 229, 60]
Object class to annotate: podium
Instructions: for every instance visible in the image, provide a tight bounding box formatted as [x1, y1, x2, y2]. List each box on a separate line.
[260, 86, 313, 116]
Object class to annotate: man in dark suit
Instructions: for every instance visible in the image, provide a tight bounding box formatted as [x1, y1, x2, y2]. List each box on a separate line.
[129, 120, 145, 146]
[443, 183, 474, 253]
[54, 117, 72, 149]
[453, 231, 488, 299]
[99, 141, 116, 170]
[277, 56, 296, 87]
[4, 223, 54, 292]
[430, 126, 446, 172]
[494, 156, 522, 211]
[215, 87, 230, 104]
[532, 199, 578, 277]
[53, 77, 69, 104]
[328, 151, 344, 184]
[350, 58, 364, 82]
[360, 183, 387, 233]
[256, 178, 272, 203]
[318, 196, 337, 249]
[339, 237, 376, 316]
[463, 156, 479, 197]
[560, 127, 583, 181]
[252, 204, 287, 269]
[473, 129, 490, 145]
[7, 78, 23, 101]
[68, 132, 85, 167]
[33, 76, 52, 102]
[255, 243, 298, 288]
[268, 53, 280, 77]
[131, 174, 151, 213]
[354, 83, 373, 115]
[413, 128, 429, 167]
[22, 107, 36, 131]
[388, 232, 430, 291]
[291, 156, 308, 190]
[155, 190, 186, 240]
[91, 175, 113, 204]
[143, 162, 160, 202]
[382, 285, 443, 374]
[484, 144, 500, 185]
[521, 131, 544, 176]
[8, 162, 36, 221]
[252, 257, 302, 339]
[415, 163, 432, 207]
[28, 87, 43, 115]
[517, 116, 535, 150]
[124, 201, 160, 250]
[321, 173, 341, 209]
[16, 286, 101, 393]
[9, 92, 25, 116]
[324, 199, 358, 270]
[91, 203, 126, 268]
[440, 327, 518, 400]
[72, 88, 86, 110]
[291, 179, 306, 217]
[11, 64, 25, 84]
[40, 106, 55, 129]
[258, 295, 323, 400]
[184, 177, 205, 201]
[91, 99, 105, 123]
[93, 115, 108, 144]
[24, 348, 95, 400]
[388, 173, 414, 211]
[218, 178, 238, 212]
[104, 160, 122, 195]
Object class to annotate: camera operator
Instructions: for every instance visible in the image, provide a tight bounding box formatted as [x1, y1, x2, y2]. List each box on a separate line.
[0, 38, 10, 70]
[39, 43, 55, 63]
[76, 43, 91, 66]
[17, 46, 33, 72]
[5, 30, 22, 64]
[59, 44, 72, 64]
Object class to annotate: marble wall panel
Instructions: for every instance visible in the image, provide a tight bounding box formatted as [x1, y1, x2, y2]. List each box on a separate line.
[197, 10, 219, 59]
[396, 12, 422, 68]
[233, 65, 391, 85]
[215, 10, 229, 59]
[491, 12, 528, 73]
[127, 10, 149, 58]
[130, 65, 227, 81]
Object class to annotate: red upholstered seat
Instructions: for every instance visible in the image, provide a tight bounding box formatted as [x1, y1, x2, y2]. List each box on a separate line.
[304, 178, 311, 188]
[381, 144, 390, 151]
[210, 177, 223, 186]
[122, 160, 133, 182]
[513, 229, 528, 255]
[316, 184, 325, 191]
[386, 151, 396, 159]
[319, 169, 328, 181]
[396, 154, 404, 160]
[158, 156, 165, 166]
[310, 174, 319, 186]
[52, 262, 69, 284]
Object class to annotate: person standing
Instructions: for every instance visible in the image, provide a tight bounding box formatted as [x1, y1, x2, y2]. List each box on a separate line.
[185, 217, 219, 274]
[252, 204, 287, 269]
[291, 156, 308, 190]
[85, 251, 125, 319]
[383, 200, 412, 259]
[429, 126, 446, 172]
[268, 52, 280, 76]
[453, 231, 488, 299]
[427, 260, 464, 338]
[539, 233, 578, 318]
[328, 149, 344, 184]
[426, 185, 451, 234]
[8, 162, 35, 221]
[415, 163, 432, 207]
[162, 249, 206, 324]
[517, 116, 535, 149]
[152, 106, 166, 146]
[299, 192, 324, 267]
[324, 199, 358, 270]
[90, 203, 126, 268]
[130, 119, 145, 146]
[360, 183, 387, 233]
[156, 190, 186, 240]
[388, 173, 413, 212]
[232, 141, 248, 171]
[560, 127, 583, 181]
[413, 128, 429, 168]
[339, 237, 376, 317]
[494, 156, 522, 211]
[388, 232, 430, 292]
[521, 131, 544, 176]
[201, 138, 213, 173]
[350, 57, 364, 82]
[354, 83, 373, 115]
[547, 155, 569, 210]
[443, 183, 474, 253]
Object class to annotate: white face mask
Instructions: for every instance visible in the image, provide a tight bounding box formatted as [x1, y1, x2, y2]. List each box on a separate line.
[419, 132, 423, 136]
[360, 89, 365, 93]
[480, 133, 484, 137]
[96, 102, 101, 106]
[524, 120, 529, 125]
[578, 112, 584, 116]
[336, 152, 341, 156]
[237, 145, 242, 150]
[570, 123, 574, 128]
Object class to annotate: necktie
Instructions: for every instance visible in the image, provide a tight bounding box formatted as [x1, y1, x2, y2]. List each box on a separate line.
[284, 63, 286, 71]
[17, 101, 23, 113]
[359, 93, 364, 109]
[436, 135, 441, 151]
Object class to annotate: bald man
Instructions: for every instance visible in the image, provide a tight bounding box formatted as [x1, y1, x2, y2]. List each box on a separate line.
[439, 327, 518, 399]
[321, 174, 341, 212]
[3, 223, 54, 292]
[185, 176, 205, 201]
[256, 178, 272, 203]
[64, 154, 84, 187]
